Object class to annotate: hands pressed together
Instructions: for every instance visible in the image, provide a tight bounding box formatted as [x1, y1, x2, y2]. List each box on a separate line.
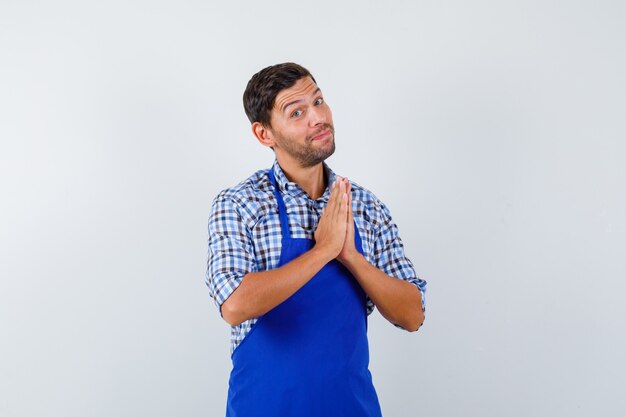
[313, 176, 358, 265]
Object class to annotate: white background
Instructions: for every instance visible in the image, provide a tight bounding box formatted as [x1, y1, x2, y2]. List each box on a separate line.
[1, 1, 625, 416]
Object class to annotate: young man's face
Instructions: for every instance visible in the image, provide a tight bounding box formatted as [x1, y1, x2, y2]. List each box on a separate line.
[267, 76, 335, 168]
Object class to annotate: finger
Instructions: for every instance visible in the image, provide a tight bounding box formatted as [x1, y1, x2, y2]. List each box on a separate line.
[326, 179, 338, 213]
[343, 178, 351, 209]
[346, 182, 353, 219]
[336, 180, 346, 217]
[347, 192, 353, 226]
[332, 176, 342, 199]
[345, 180, 354, 230]
[329, 176, 343, 216]
[328, 178, 339, 213]
[331, 176, 340, 192]
[340, 183, 348, 216]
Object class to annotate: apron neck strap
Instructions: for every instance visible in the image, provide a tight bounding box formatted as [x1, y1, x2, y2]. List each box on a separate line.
[268, 167, 291, 240]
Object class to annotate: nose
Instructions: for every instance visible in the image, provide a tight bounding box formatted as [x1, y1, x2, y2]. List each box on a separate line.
[308, 104, 327, 128]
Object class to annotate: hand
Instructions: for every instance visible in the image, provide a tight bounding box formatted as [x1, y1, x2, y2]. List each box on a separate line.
[337, 178, 358, 265]
[314, 177, 349, 261]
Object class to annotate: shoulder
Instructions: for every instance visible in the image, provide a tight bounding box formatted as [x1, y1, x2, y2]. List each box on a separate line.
[210, 169, 275, 228]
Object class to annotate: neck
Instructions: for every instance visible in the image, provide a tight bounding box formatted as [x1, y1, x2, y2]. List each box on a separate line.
[276, 157, 327, 200]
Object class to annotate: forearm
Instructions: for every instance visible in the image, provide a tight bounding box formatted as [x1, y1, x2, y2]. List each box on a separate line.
[221, 245, 333, 326]
[341, 253, 424, 331]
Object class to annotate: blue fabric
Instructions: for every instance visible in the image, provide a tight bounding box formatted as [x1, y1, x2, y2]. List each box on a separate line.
[225, 168, 383, 417]
[206, 159, 427, 354]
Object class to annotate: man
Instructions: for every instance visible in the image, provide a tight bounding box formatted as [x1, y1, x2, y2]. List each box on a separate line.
[206, 62, 427, 417]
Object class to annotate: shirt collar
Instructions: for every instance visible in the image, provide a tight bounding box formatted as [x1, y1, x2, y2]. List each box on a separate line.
[272, 159, 337, 202]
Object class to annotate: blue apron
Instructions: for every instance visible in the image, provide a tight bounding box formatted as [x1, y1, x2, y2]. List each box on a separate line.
[225, 168, 383, 417]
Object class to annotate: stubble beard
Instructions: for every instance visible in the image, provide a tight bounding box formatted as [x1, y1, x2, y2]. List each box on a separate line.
[277, 124, 336, 168]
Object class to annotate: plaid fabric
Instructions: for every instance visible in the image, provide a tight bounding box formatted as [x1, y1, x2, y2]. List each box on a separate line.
[206, 159, 427, 354]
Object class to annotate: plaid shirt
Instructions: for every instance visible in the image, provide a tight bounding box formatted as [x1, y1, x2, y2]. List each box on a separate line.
[206, 159, 427, 354]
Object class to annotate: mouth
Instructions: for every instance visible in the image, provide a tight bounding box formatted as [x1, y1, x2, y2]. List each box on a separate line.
[311, 129, 332, 141]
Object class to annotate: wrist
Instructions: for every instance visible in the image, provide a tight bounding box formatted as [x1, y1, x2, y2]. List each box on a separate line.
[338, 249, 362, 268]
[312, 243, 337, 263]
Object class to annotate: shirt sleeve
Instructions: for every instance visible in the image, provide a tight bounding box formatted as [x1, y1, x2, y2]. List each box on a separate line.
[371, 198, 427, 329]
[205, 196, 258, 318]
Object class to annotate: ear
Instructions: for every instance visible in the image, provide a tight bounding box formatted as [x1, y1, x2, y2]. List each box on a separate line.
[251, 122, 276, 149]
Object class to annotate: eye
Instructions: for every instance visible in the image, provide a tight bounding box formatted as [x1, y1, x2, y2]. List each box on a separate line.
[291, 109, 303, 118]
[315, 98, 324, 105]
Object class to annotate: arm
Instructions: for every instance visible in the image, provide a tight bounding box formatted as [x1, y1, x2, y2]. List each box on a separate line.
[337, 178, 426, 332]
[216, 177, 350, 326]
[339, 252, 424, 331]
[221, 246, 331, 326]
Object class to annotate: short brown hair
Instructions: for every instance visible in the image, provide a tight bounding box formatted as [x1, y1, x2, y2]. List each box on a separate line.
[243, 62, 316, 127]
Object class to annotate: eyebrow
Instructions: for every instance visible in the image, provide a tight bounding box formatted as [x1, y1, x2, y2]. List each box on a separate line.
[282, 87, 321, 113]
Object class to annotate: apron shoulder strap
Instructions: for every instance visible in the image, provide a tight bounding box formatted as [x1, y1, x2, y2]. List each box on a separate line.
[267, 167, 291, 240]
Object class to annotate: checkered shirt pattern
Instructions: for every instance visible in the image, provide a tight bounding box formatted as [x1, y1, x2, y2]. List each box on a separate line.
[206, 159, 427, 354]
